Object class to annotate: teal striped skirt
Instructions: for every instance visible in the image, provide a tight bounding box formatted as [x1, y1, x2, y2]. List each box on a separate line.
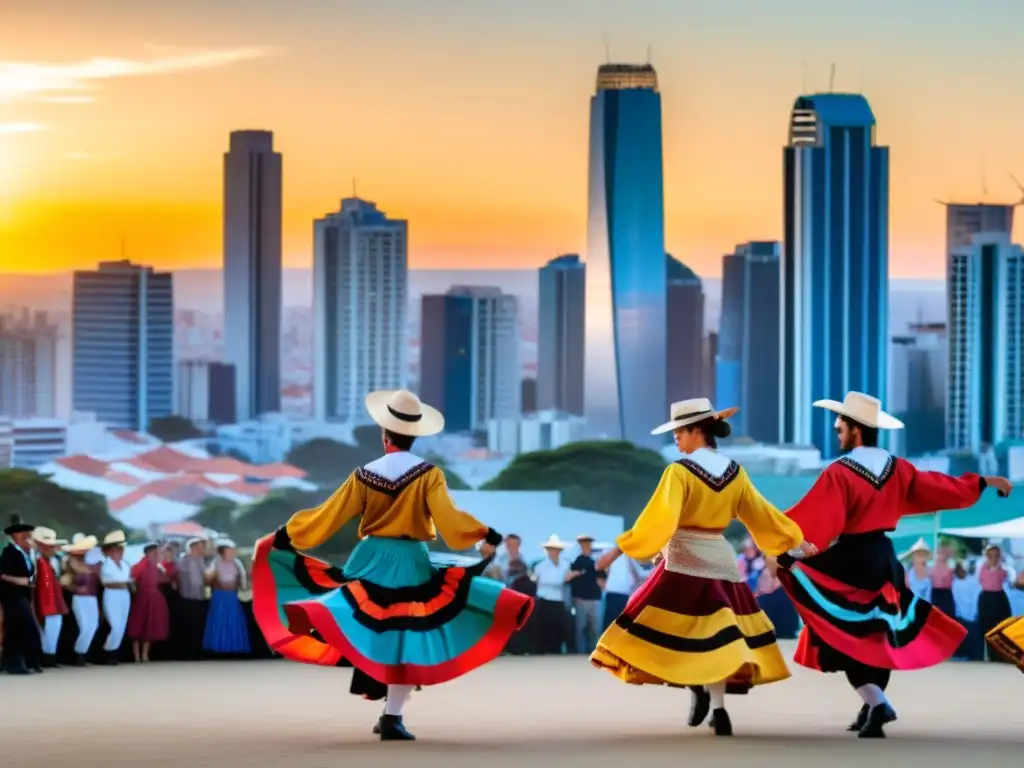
[252, 535, 533, 689]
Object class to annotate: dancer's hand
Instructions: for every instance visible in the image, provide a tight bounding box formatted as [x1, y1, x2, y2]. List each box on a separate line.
[596, 548, 621, 572]
[985, 476, 1012, 498]
[799, 540, 818, 557]
[764, 556, 778, 576]
[479, 542, 496, 558]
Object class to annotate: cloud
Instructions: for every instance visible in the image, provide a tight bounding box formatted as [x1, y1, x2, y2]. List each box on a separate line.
[0, 122, 45, 134]
[0, 47, 275, 102]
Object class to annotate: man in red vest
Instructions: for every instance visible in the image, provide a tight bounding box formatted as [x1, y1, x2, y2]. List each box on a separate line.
[32, 527, 69, 668]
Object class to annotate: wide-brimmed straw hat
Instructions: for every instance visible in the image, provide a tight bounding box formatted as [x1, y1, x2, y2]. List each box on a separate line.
[64, 533, 99, 554]
[576, 534, 595, 542]
[541, 534, 568, 550]
[901, 537, 932, 559]
[651, 398, 739, 436]
[365, 389, 445, 437]
[4, 515, 34, 536]
[32, 527, 64, 547]
[813, 391, 904, 430]
[102, 530, 127, 547]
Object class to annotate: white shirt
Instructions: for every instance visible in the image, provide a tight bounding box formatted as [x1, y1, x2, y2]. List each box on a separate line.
[100, 557, 132, 585]
[533, 556, 570, 601]
[604, 555, 642, 595]
[952, 575, 981, 622]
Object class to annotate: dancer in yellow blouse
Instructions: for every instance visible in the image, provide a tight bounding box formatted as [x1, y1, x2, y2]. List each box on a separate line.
[593, 398, 816, 737]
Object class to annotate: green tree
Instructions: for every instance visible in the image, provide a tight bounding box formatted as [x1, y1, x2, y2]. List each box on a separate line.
[190, 496, 238, 534]
[0, 469, 119, 538]
[285, 438, 373, 485]
[482, 441, 667, 526]
[148, 415, 204, 443]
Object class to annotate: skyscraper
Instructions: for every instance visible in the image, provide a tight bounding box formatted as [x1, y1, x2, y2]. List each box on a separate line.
[419, 286, 520, 434]
[665, 254, 704, 405]
[584, 63, 666, 447]
[717, 242, 783, 442]
[72, 260, 173, 431]
[537, 254, 584, 415]
[313, 198, 408, 423]
[223, 130, 282, 422]
[781, 94, 889, 457]
[946, 233, 1024, 451]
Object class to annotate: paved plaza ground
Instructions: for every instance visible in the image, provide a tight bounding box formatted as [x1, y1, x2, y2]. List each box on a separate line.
[3, 642, 1021, 768]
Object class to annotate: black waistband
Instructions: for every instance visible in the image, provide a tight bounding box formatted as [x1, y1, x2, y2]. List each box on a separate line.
[836, 530, 891, 544]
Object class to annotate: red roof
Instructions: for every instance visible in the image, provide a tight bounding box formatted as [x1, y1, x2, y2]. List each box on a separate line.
[55, 455, 111, 478]
[112, 429, 151, 445]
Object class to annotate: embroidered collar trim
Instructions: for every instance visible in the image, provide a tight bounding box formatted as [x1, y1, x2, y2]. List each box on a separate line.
[835, 454, 896, 491]
[356, 462, 435, 496]
[676, 458, 740, 492]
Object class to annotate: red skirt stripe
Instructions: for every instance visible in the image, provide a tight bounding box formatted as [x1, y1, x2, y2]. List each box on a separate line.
[623, 561, 764, 620]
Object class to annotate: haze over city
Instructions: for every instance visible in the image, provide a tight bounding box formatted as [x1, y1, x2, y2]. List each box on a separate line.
[2, 0, 1024, 277]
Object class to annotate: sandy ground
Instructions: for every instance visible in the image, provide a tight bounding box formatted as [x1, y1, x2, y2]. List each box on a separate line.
[2, 643, 1021, 768]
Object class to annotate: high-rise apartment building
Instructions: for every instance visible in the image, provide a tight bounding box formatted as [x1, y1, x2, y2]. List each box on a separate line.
[176, 360, 237, 425]
[889, 323, 946, 456]
[72, 260, 173, 431]
[947, 232, 1024, 451]
[665, 254, 704, 405]
[419, 286, 520, 434]
[0, 310, 57, 418]
[716, 242, 782, 442]
[223, 129, 282, 421]
[584, 63, 667, 447]
[537, 254, 584, 415]
[313, 198, 408, 422]
[781, 94, 889, 457]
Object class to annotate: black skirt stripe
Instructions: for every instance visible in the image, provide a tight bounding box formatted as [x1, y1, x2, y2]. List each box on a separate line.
[783, 569, 932, 647]
[614, 614, 777, 653]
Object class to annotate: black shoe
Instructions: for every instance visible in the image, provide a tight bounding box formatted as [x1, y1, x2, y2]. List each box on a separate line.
[107, 651, 120, 666]
[372, 708, 384, 735]
[71, 654, 88, 667]
[378, 714, 416, 741]
[41, 655, 60, 669]
[3, 657, 31, 675]
[688, 686, 710, 727]
[848, 704, 868, 732]
[711, 707, 733, 737]
[858, 703, 897, 739]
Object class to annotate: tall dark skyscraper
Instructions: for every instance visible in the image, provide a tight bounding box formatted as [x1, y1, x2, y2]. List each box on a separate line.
[223, 130, 282, 422]
[537, 254, 585, 415]
[72, 260, 173, 431]
[716, 242, 781, 442]
[665, 254, 704, 405]
[584, 63, 666, 448]
[782, 94, 889, 458]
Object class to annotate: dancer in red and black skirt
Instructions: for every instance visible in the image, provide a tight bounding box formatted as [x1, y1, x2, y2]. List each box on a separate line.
[774, 391, 1012, 738]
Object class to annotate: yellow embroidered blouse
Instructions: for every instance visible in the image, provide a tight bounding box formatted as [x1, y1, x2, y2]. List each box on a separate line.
[284, 454, 489, 552]
[615, 457, 804, 561]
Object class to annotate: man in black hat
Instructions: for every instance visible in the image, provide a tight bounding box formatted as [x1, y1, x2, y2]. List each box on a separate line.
[0, 515, 44, 674]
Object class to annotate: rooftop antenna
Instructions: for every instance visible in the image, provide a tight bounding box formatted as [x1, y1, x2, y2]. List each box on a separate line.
[828, 63, 836, 92]
[1009, 172, 1024, 206]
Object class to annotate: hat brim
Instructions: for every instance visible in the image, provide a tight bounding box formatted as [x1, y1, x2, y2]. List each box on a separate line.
[63, 536, 99, 553]
[813, 399, 904, 430]
[365, 390, 445, 437]
[651, 406, 739, 436]
[3, 524, 35, 535]
[542, 542, 567, 550]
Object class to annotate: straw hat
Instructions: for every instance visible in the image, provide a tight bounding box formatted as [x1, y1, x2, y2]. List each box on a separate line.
[901, 537, 932, 559]
[813, 391, 904, 430]
[541, 534, 568, 550]
[576, 534, 595, 542]
[102, 530, 127, 547]
[651, 398, 739, 436]
[185, 537, 207, 549]
[365, 389, 445, 437]
[4, 514, 34, 536]
[215, 538, 237, 549]
[31, 527, 64, 547]
[64, 533, 98, 554]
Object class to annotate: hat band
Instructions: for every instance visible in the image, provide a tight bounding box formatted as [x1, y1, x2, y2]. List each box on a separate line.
[672, 408, 714, 422]
[387, 405, 422, 423]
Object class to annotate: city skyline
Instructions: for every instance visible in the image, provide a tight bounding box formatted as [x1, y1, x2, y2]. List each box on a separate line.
[2, 1, 1024, 277]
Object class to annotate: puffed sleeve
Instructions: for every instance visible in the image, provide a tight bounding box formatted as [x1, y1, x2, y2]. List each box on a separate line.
[424, 468, 496, 551]
[615, 464, 687, 561]
[783, 465, 849, 550]
[733, 469, 804, 556]
[283, 474, 365, 551]
[900, 459, 986, 515]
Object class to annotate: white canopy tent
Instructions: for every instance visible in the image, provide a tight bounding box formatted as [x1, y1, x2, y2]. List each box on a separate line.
[940, 516, 1024, 539]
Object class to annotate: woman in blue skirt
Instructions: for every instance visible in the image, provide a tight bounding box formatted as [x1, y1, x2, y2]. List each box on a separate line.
[202, 539, 251, 656]
[252, 390, 533, 742]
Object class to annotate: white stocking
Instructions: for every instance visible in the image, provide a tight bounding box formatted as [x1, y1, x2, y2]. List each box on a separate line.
[384, 684, 414, 716]
[707, 681, 727, 710]
[856, 684, 886, 708]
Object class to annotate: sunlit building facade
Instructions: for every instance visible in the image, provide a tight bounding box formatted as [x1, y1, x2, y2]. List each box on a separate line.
[584, 63, 666, 448]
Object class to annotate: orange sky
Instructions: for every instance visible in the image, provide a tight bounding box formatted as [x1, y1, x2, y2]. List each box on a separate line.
[1, 1, 1023, 278]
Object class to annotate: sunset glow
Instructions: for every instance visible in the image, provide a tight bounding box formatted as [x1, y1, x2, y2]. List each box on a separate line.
[1, 0, 1023, 278]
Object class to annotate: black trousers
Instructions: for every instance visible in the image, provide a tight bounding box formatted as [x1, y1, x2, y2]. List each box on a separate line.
[534, 598, 571, 655]
[0, 594, 43, 670]
[845, 662, 891, 691]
